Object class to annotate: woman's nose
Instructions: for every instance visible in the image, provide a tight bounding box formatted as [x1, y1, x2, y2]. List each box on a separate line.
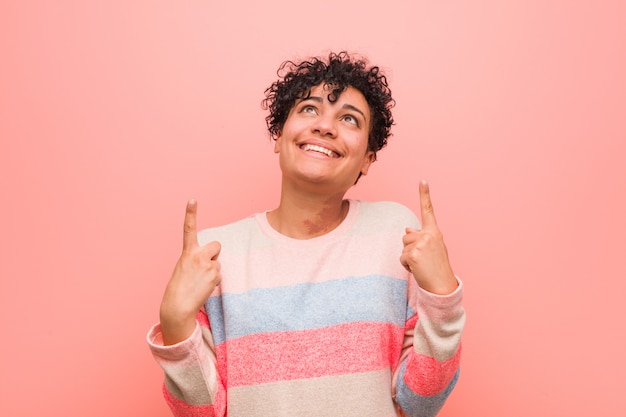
[312, 114, 337, 137]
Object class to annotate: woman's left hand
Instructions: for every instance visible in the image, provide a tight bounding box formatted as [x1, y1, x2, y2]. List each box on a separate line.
[400, 180, 459, 295]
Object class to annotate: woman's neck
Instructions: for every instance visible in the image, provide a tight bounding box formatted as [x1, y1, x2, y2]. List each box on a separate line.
[266, 184, 349, 239]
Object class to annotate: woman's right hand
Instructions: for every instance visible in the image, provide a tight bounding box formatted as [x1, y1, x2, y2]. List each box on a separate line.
[159, 199, 222, 345]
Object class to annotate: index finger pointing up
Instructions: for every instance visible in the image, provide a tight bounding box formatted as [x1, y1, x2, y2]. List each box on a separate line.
[183, 199, 199, 251]
[419, 179, 438, 227]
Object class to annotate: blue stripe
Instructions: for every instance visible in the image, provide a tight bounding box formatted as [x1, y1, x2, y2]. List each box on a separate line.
[206, 275, 408, 345]
[395, 363, 460, 417]
[406, 305, 417, 322]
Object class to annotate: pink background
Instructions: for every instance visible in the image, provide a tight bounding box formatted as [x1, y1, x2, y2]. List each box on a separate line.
[1, 1, 625, 415]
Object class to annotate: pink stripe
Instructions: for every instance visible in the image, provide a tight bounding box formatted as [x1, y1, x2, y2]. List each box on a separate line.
[196, 309, 210, 329]
[403, 345, 462, 396]
[405, 313, 418, 329]
[216, 322, 405, 387]
[216, 231, 408, 294]
[163, 383, 226, 417]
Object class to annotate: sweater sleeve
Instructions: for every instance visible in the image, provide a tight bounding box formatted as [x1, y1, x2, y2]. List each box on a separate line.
[147, 309, 227, 417]
[392, 276, 465, 417]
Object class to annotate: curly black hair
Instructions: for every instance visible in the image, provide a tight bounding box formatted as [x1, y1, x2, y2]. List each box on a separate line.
[262, 51, 395, 160]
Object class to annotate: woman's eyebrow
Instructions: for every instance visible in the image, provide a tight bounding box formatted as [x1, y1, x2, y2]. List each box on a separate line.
[300, 96, 367, 120]
[300, 96, 323, 104]
[342, 104, 365, 119]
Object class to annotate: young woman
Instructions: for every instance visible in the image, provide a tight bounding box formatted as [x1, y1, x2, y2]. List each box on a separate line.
[148, 51, 465, 417]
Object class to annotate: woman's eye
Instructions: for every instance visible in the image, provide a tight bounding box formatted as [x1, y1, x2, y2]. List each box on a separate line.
[343, 114, 359, 126]
[301, 105, 316, 114]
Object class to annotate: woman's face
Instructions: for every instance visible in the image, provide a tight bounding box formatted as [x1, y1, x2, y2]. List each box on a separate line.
[274, 83, 374, 193]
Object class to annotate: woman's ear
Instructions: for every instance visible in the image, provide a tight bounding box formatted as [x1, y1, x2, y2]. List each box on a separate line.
[359, 150, 376, 176]
[273, 132, 281, 153]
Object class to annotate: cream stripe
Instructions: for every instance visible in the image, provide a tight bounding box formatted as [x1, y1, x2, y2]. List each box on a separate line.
[227, 370, 397, 417]
[413, 310, 465, 362]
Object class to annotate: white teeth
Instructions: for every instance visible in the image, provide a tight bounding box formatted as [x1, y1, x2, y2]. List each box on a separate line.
[302, 144, 337, 157]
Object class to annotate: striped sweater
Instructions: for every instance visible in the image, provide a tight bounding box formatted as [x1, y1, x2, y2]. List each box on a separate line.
[148, 200, 465, 417]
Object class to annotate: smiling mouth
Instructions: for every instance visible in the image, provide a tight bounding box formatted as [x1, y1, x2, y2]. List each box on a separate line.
[300, 144, 340, 158]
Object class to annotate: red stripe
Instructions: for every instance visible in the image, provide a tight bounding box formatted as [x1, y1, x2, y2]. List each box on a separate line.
[216, 322, 405, 387]
[405, 313, 418, 329]
[196, 309, 210, 329]
[402, 345, 462, 396]
[163, 383, 226, 417]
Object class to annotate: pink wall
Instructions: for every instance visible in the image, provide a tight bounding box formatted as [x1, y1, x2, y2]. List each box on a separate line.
[1, 1, 625, 415]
